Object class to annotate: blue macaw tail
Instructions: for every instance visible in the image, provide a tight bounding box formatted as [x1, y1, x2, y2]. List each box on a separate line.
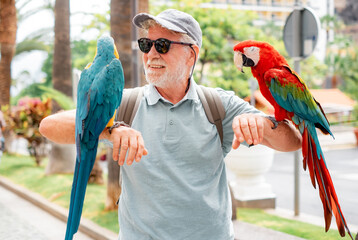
[302, 122, 353, 239]
[65, 141, 98, 240]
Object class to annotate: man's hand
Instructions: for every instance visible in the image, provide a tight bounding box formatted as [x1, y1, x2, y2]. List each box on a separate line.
[232, 113, 302, 152]
[232, 114, 268, 149]
[103, 126, 148, 166]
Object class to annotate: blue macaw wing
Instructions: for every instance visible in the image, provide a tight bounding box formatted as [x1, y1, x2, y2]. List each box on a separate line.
[85, 58, 124, 138]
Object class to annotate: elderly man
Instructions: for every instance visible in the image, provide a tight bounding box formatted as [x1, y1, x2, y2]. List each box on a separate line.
[40, 9, 301, 240]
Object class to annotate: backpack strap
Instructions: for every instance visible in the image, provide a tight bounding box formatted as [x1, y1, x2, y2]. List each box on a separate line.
[116, 87, 144, 125]
[196, 85, 226, 144]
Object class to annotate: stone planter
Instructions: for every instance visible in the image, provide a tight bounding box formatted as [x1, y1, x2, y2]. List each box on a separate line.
[225, 144, 276, 209]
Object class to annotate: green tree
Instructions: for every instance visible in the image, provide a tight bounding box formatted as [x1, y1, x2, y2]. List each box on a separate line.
[151, 1, 284, 97]
[337, 45, 358, 100]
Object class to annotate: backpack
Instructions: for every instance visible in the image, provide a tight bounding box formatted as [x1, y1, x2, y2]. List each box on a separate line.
[116, 85, 226, 144]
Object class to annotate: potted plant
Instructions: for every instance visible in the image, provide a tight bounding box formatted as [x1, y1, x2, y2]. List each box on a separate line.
[1, 97, 52, 166]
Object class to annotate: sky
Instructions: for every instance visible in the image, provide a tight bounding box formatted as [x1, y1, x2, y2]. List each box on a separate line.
[12, 0, 110, 96]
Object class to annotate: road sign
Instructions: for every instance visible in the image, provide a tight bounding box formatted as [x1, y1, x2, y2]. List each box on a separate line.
[283, 6, 320, 59]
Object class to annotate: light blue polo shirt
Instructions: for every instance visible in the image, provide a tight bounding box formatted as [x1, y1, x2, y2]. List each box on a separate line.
[118, 79, 262, 240]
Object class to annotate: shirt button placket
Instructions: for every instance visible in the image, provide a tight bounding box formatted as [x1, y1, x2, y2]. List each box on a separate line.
[166, 107, 176, 140]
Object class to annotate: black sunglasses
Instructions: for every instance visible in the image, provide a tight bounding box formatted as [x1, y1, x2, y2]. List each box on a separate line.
[138, 38, 193, 54]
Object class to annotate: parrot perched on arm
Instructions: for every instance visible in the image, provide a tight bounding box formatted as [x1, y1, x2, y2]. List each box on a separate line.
[233, 40, 353, 240]
[65, 35, 124, 240]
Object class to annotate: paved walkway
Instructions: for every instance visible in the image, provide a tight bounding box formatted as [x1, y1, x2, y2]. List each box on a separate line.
[0, 177, 117, 240]
[0, 185, 94, 240]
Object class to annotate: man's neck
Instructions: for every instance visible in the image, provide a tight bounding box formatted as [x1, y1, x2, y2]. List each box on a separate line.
[155, 79, 190, 105]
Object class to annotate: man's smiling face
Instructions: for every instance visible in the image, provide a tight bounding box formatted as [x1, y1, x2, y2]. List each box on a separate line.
[142, 25, 191, 88]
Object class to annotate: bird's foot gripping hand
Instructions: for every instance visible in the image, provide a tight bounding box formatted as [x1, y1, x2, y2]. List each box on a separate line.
[264, 116, 279, 129]
[108, 121, 130, 134]
[264, 116, 289, 130]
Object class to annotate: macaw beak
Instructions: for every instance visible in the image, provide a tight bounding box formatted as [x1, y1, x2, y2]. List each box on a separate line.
[114, 44, 119, 59]
[234, 51, 244, 73]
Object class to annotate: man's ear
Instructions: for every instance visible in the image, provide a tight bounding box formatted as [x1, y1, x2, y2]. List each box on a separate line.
[189, 45, 200, 66]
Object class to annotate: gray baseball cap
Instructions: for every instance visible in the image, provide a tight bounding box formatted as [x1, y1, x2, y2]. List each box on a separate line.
[133, 9, 202, 49]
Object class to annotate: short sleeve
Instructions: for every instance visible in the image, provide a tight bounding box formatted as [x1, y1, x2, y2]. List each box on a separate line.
[216, 88, 266, 156]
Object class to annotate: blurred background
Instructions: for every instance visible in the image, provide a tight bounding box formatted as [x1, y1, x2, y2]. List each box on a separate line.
[0, 0, 357, 239]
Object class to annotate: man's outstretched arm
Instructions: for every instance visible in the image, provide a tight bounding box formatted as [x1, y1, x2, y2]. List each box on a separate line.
[39, 110, 147, 165]
[39, 110, 77, 144]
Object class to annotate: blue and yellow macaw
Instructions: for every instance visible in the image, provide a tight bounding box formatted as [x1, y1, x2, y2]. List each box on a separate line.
[65, 35, 124, 240]
[233, 40, 353, 240]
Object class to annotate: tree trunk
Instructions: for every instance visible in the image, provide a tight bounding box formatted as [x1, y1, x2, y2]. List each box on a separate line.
[52, 0, 72, 108]
[105, 148, 121, 210]
[111, 0, 132, 88]
[88, 153, 104, 185]
[47, 0, 75, 175]
[0, 0, 17, 106]
[106, 0, 148, 209]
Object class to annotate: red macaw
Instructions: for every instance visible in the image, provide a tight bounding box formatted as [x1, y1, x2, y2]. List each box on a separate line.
[233, 40, 353, 239]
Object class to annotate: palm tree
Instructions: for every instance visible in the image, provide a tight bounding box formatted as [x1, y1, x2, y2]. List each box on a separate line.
[52, 0, 72, 108]
[105, 0, 148, 210]
[110, 0, 132, 88]
[46, 0, 76, 175]
[0, 0, 17, 106]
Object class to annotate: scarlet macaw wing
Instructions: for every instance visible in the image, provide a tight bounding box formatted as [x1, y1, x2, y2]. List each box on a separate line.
[263, 66, 332, 137]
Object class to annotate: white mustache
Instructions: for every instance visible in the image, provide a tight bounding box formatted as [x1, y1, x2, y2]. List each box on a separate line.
[146, 61, 167, 67]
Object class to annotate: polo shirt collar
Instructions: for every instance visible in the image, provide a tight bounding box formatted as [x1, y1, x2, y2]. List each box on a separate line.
[146, 78, 199, 106]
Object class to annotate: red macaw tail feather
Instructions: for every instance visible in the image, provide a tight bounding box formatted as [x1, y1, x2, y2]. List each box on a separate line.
[302, 128, 316, 188]
[302, 126, 353, 239]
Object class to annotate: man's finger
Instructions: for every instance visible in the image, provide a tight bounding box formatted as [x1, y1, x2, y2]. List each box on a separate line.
[257, 117, 265, 143]
[239, 117, 253, 145]
[126, 136, 137, 165]
[112, 136, 120, 161]
[233, 117, 245, 143]
[248, 117, 259, 145]
[232, 135, 241, 149]
[118, 136, 129, 165]
[135, 136, 146, 162]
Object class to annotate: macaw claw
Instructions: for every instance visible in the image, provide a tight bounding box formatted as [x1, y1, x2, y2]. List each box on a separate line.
[265, 116, 279, 129]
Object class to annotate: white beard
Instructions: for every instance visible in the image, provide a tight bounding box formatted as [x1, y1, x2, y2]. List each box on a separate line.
[144, 61, 188, 88]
